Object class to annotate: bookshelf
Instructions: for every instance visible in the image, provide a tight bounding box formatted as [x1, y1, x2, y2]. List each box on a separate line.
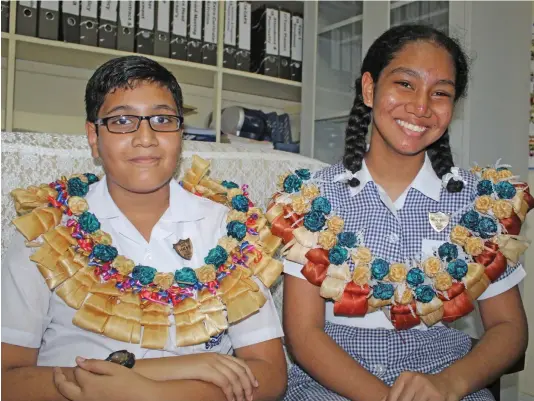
[1, 3, 302, 142]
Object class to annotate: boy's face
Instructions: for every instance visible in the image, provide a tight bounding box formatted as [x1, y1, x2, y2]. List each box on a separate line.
[86, 81, 182, 195]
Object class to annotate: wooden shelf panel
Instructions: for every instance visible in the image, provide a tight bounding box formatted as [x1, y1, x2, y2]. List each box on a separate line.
[4, 33, 301, 103]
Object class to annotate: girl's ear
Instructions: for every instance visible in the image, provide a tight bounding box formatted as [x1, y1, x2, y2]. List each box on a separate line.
[361, 72, 374, 108]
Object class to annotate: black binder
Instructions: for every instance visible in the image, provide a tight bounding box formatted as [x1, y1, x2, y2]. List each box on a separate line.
[290, 14, 303, 82]
[136, 0, 155, 55]
[223, 1, 237, 69]
[251, 5, 279, 77]
[187, 0, 202, 63]
[154, 0, 171, 57]
[98, 0, 118, 49]
[38, 1, 60, 40]
[201, 1, 218, 66]
[236, 1, 251, 72]
[117, 1, 135, 52]
[279, 8, 291, 80]
[16, 1, 38, 37]
[170, 1, 187, 61]
[80, 0, 98, 46]
[1, 0, 10, 33]
[61, 1, 80, 43]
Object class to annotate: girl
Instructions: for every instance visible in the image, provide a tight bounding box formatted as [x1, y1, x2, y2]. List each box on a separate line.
[276, 25, 529, 401]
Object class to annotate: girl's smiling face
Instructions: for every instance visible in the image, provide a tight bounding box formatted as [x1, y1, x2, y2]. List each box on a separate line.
[362, 40, 456, 156]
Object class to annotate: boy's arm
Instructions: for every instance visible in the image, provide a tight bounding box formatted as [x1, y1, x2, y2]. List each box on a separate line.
[1, 343, 75, 401]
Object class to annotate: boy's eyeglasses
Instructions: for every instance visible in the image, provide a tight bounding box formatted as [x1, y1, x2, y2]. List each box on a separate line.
[94, 115, 184, 134]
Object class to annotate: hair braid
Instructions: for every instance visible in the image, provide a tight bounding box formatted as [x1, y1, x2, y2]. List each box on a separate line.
[343, 77, 372, 187]
[427, 129, 464, 193]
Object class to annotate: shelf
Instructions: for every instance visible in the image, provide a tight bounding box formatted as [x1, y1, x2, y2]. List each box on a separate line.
[319, 14, 363, 35]
[3, 33, 301, 101]
[222, 68, 301, 102]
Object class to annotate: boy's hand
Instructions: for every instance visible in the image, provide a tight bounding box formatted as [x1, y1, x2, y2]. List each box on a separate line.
[381, 371, 461, 401]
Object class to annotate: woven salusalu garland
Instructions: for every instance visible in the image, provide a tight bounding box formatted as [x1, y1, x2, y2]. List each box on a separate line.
[10, 155, 283, 349]
[266, 162, 534, 329]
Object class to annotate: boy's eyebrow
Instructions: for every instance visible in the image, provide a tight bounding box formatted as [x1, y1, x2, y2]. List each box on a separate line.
[103, 104, 178, 116]
[152, 104, 178, 113]
[104, 105, 135, 116]
[389, 67, 455, 87]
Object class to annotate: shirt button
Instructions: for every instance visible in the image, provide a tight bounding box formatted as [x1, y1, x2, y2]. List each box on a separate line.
[389, 233, 400, 244]
[145, 252, 152, 261]
[373, 364, 386, 378]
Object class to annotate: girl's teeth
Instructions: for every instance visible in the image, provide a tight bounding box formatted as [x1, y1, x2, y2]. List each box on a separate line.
[396, 119, 426, 133]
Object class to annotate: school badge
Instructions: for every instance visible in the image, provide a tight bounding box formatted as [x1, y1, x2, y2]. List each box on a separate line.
[428, 211, 450, 233]
[173, 238, 193, 260]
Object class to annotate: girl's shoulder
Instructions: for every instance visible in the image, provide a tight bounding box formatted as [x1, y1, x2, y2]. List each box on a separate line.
[314, 162, 346, 182]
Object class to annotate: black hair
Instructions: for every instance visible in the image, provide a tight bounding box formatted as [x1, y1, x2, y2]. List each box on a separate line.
[343, 24, 469, 193]
[85, 55, 184, 122]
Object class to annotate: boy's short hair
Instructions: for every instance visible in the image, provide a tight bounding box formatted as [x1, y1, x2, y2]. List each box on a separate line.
[85, 55, 184, 122]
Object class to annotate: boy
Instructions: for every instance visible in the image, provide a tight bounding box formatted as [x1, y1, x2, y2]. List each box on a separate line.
[1, 56, 287, 401]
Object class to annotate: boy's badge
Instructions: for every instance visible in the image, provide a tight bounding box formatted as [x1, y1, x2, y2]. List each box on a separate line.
[428, 212, 450, 232]
[174, 238, 193, 260]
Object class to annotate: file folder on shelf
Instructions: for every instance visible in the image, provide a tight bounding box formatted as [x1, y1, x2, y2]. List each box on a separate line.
[61, 1, 80, 43]
[98, 0, 118, 49]
[117, 1, 135, 52]
[236, 1, 251, 72]
[202, 1, 218, 66]
[136, 0, 155, 55]
[154, 0, 171, 58]
[223, 1, 237, 69]
[279, 8, 291, 80]
[38, 1, 60, 40]
[171, 1, 188, 61]
[16, 1, 38, 37]
[80, 0, 98, 46]
[187, 0, 202, 63]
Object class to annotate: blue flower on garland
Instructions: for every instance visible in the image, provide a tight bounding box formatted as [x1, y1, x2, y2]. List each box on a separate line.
[438, 242, 459, 262]
[373, 283, 394, 300]
[132, 265, 157, 285]
[303, 211, 326, 232]
[406, 268, 425, 287]
[415, 285, 436, 303]
[478, 217, 498, 239]
[477, 180, 494, 196]
[231, 195, 249, 213]
[84, 173, 99, 185]
[328, 245, 348, 265]
[67, 177, 89, 197]
[283, 174, 303, 193]
[459, 210, 480, 231]
[175, 267, 198, 288]
[227, 221, 247, 241]
[337, 232, 357, 249]
[295, 169, 311, 181]
[447, 259, 468, 280]
[311, 197, 332, 215]
[495, 181, 516, 200]
[92, 244, 118, 262]
[221, 180, 239, 189]
[204, 245, 228, 267]
[371, 258, 390, 280]
[78, 211, 101, 233]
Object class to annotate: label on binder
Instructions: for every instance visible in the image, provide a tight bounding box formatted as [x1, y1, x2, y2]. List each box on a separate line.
[172, 1, 187, 36]
[157, 0, 170, 33]
[224, 1, 236, 46]
[40, 1, 59, 11]
[119, 1, 135, 28]
[204, 1, 218, 44]
[139, 0, 154, 30]
[189, 1, 202, 40]
[265, 8, 278, 55]
[291, 15, 303, 62]
[280, 10, 290, 57]
[100, 1, 117, 22]
[238, 2, 251, 50]
[81, 1, 97, 18]
[62, 1, 80, 15]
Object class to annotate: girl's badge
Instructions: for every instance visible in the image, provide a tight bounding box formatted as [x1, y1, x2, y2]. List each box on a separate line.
[173, 238, 193, 260]
[428, 211, 450, 232]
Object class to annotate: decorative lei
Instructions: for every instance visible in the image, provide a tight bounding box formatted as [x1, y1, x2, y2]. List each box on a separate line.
[11, 155, 284, 349]
[266, 162, 534, 329]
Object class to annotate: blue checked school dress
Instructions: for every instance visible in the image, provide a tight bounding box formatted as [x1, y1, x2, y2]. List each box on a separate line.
[283, 161, 524, 401]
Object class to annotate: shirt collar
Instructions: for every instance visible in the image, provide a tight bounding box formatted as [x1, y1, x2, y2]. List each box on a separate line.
[339, 153, 442, 202]
[86, 177, 208, 222]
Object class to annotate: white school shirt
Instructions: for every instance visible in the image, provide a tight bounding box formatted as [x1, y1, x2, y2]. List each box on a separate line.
[284, 155, 526, 330]
[2, 178, 283, 367]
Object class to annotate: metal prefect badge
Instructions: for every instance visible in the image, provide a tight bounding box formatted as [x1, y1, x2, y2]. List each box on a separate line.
[173, 238, 193, 260]
[428, 212, 450, 233]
